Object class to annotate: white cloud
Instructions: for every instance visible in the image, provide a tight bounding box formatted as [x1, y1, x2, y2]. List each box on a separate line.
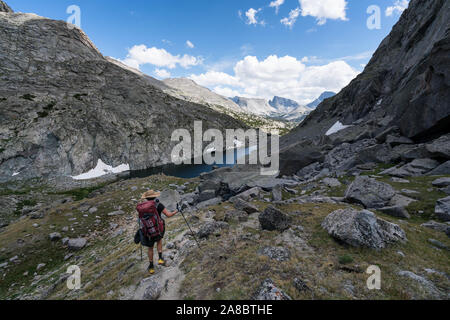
[281, 7, 301, 28]
[269, 0, 285, 14]
[386, 0, 409, 16]
[186, 40, 195, 49]
[245, 8, 264, 25]
[190, 55, 359, 105]
[121, 45, 202, 70]
[299, 0, 348, 25]
[190, 71, 241, 87]
[154, 68, 171, 79]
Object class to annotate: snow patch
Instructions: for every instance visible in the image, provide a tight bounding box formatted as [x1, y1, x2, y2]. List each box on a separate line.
[12, 172, 20, 177]
[325, 121, 352, 136]
[71, 159, 130, 180]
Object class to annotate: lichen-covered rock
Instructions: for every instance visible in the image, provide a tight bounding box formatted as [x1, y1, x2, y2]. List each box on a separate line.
[142, 278, 162, 300]
[253, 279, 291, 300]
[345, 176, 396, 209]
[426, 134, 450, 160]
[197, 221, 229, 239]
[258, 246, 291, 262]
[322, 208, 406, 249]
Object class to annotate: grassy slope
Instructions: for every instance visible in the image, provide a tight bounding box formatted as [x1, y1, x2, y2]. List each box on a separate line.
[0, 166, 449, 300]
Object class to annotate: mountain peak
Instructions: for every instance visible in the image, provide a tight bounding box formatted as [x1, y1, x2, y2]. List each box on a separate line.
[0, 1, 13, 12]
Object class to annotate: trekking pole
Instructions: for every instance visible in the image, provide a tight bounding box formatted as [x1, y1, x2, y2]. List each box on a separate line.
[177, 203, 201, 248]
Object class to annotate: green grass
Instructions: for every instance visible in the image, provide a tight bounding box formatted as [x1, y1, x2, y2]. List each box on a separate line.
[51, 183, 109, 201]
[338, 254, 354, 265]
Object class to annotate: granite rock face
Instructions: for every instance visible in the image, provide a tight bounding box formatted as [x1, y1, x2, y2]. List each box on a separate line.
[322, 209, 407, 249]
[0, 8, 245, 182]
[281, 0, 450, 172]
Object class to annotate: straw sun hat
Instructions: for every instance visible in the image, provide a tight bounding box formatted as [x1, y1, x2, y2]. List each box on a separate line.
[141, 190, 161, 199]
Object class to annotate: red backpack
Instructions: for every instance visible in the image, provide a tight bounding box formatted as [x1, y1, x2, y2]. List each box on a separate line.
[136, 200, 165, 238]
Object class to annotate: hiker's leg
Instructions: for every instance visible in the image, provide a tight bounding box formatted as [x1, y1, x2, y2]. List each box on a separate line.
[148, 246, 154, 263]
[157, 239, 163, 257]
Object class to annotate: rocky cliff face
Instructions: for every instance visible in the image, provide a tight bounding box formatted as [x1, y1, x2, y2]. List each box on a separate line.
[0, 0, 12, 13]
[0, 7, 245, 182]
[280, 0, 450, 175]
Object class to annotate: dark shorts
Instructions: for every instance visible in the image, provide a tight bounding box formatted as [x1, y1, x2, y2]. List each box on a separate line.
[141, 232, 165, 248]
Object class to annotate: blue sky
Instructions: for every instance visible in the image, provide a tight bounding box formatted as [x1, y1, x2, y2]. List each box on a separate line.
[7, 0, 408, 104]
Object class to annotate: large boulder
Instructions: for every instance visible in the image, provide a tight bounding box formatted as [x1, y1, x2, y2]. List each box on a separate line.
[435, 197, 450, 221]
[432, 178, 450, 188]
[258, 206, 291, 232]
[198, 190, 216, 203]
[253, 279, 292, 300]
[427, 161, 450, 176]
[426, 134, 450, 160]
[322, 209, 407, 249]
[345, 176, 396, 209]
[279, 144, 324, 176]
[198, 180, 221, 194]
[159, 189, 181, 211]
[381, 159, 440, 177]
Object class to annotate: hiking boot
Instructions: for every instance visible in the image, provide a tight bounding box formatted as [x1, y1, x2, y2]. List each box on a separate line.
[158, 259, 165, 266]
[148, 264, 155, 275]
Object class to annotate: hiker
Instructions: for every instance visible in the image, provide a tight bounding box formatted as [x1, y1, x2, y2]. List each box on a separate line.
[136, 190, 178, 275]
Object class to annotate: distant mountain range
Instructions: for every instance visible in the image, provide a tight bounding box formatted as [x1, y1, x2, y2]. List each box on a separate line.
[306, 91, 336, 109]
[231, 92, 335, 123]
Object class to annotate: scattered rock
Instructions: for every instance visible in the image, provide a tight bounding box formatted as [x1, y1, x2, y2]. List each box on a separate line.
[197, 221, 229, 239]
[253, 279, 292, 300]
[293, 278, 310, 293]
[322, 208, 407, 249]
[224, 210, 248, 223]
[391, 177, 410, 183]
[198, 180, 221, 194]
[64, 254, 73, 261]
[345, 176, 396, 209]
[62, 237, 69, 246]
[258, 246, 291, 262]
[427, 161, 450, 176]
[232, 198, 258, 214]
[428, 239, 449, 250]
[196, 197, 222, 209]
[435, 196, 450, 221]
[36, 263, 46, 271]
[432, 178, 450, 188]
[68, 238, 87, 251]
[383, 159, 440, 177]
[198, 189, 217, 203]
[271, 185, 282, 202]
[230, 187, 261, 202]
[385, 135, 413, 147]
[259, 206, 291, 232]
[425, 134, 450, 160]
[378, 206, 410, 219]
[88, 207, 98, 214]
[421, 220, 450, 234]
[142, 278, 163, 300]
[397, 271, 443, 298]
[322, 178, 342, 188]
[48, 232, 62, 241]
[107, 210, 125, 217]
